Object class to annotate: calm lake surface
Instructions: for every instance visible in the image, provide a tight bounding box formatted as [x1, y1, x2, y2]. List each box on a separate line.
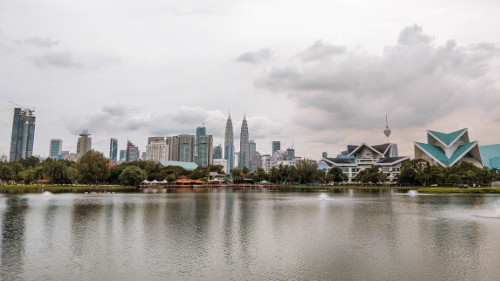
[1, 189, 500, 281]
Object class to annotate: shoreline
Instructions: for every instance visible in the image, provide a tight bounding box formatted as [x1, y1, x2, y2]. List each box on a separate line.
[2, 184, 500, 194]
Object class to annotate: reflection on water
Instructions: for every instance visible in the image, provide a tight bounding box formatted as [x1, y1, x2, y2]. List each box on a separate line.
[1, 197, 28, 280]
[1, 191, 500, 280]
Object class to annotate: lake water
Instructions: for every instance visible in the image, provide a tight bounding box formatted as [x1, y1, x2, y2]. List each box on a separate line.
[1, 189, 500, 280]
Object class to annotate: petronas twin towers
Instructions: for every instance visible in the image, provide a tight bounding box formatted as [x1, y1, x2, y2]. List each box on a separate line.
[224, 112, 250, 171]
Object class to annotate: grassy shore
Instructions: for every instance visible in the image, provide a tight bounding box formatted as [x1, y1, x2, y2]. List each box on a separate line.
[416, 187, 500, 194]
[270, 185, 416, 191]
[0, 185, 137, 194]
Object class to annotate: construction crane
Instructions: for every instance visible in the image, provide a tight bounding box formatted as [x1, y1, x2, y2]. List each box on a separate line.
[8, 101, 35, 112]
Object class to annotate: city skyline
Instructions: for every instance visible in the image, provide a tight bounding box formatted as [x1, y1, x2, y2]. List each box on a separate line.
[1, 1, 499, 160]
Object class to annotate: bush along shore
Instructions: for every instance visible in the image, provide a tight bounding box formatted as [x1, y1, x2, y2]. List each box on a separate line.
[416, 187, 500, 194]
[0, 185, 137, 194]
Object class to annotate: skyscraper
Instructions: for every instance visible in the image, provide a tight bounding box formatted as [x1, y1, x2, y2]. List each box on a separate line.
[252, 151, 262, 172]
[213, 144, 223, 159]
[195, 125, 206, 162]
[224, 113, 235, 172]
[249, 140, 256, 171]
[49, 139, 62, 158]
[9, 108, 36, 162]
[167, 135, 196, 162]
[77, 130, 92, 154]
[239, 115, 250, 169]
[146, 137, 168, 162]
[119, 150, 126, 162]
[272, 141, 280, 155]
[109, 138, 118, 162]
[197, 135, 213, 167]
[178, 135, 195, 162]
[126, 140, 139, 162]
[286, 148, 295, 160]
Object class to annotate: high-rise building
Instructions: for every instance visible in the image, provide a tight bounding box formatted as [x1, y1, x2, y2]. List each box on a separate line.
[49, 139, 62, 158]
[167, 135, 195, 162]
[239, 115, 250, 169]
[195, 125, 206, 161]
[77, 130, 92, 154]
[213, 144, 223, 159]
[146, 137, 168, 162]
[286, 148, 295, 160]
[224, 113, 235, 172]
[109, 138, 118, 162]
[197, 135, 213, 167]
[272, 141, 280, 155]
[252, 151, 262, 172]
[179, 135, 195, 162]
[9, 108, 36, 162]
[249, 140, 256, 171]
[119, 150, 126, 162]
[126, 140, 139, 162]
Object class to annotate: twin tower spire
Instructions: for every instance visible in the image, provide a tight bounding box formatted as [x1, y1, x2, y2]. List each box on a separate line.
[224, 112, 249, 171]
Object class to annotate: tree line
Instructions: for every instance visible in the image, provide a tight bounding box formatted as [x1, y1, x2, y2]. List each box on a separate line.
[2, 151, 497, 187]
[397, 159, 500, 186]
[0, 151, 345, 186]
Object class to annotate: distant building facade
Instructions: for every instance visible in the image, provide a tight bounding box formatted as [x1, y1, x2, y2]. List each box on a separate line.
[249, 140, 256, 171]
[126, 140, 139, 162]
[239, 115, 250, 169]
[9, 108, 36, 162]
[321, 143, 408, 183]
[224, 113, 235, 172]
[167, 135, 195, 162]
[213, 158, 228, 173]
[119, 150, 126, 162]
[414, 128, 482, 168]
[479, 144, 500, 170]
[195, 125, 206, 162]
[252, 152, 262, 172]
[109, 138, 118, 162]
[213, 144, 223, 159]
[49, 139, 62, 158]
[272, 141, 280, 155]
[197, 135, 213, 167]
[146, 137, 168, 162]
[77, 130, 92, 154]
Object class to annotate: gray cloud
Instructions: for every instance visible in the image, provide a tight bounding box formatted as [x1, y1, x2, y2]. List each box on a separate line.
[398, 24, 434, 46]
[236, 48, 273, 64]
[16, 36, 59, 48]
[299, 40, 346, 62]
[256, 25, 500, 132]
[32, 51, 82, 68]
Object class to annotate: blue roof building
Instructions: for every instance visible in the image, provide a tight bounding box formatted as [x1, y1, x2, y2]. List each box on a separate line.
[479, 144, 500, 170]
[414, 128, 482, 168]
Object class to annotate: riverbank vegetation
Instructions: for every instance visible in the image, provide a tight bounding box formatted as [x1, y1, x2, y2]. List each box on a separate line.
[398, 159, 499, 187]
[416, 187, 500, 194]
[1, 152, 499, 193]
[0, 185, 137, 194]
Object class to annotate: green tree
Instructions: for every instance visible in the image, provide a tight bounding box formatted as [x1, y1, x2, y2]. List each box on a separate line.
[355, 166, 387, 184]
[0, 163, 13, 182]
[241, 166, 250, 175]
[208, 165, 224, 174]
[252, 168, 269, 182]
[20, 168, 35, 184]
[189, 167, 210, 180]
[231, 168, 242, 180]
[77, 150, 110, 184]
[119, 166, 146, 186]
[296, 159, 318, 184]
[326, 167, 347, 184]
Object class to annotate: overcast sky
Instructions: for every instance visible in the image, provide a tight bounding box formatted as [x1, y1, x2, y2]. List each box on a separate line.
[1, 0, 499, 160]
